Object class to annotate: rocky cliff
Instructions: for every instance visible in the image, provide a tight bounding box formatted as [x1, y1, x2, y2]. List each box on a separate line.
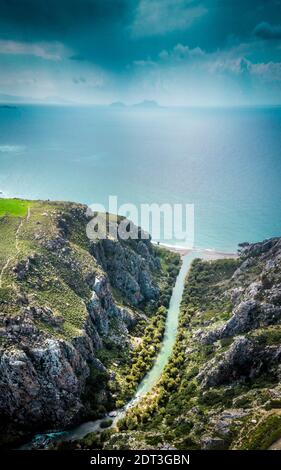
[0, 199, 179, 446]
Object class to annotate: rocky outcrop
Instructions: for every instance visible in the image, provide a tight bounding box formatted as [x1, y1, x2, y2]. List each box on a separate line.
[201, 436, 226, 450]
[91, 238, 160, 306]
[198, 337, 281, 388]
[0, 339, 87, 427]
[201, 238, 281, 345]
[202, 300, 281, 344]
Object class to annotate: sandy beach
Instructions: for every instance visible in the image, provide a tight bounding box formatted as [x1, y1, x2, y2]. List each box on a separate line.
[152, 241, 238, 258]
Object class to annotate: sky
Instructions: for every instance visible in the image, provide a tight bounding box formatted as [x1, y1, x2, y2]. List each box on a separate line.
[0, 0, 281, 106]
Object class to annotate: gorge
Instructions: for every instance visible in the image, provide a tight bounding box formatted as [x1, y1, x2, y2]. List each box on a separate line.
[1, 198, 281, 451]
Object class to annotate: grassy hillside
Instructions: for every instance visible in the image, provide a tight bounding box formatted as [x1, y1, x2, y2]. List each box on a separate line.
[0, 198, 29, 217]
[0, 199, 96, 339]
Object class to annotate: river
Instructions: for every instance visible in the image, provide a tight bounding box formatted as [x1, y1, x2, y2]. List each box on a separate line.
[21, 249, 234, 449]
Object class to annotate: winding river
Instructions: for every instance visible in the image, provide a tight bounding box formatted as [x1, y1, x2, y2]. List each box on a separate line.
[21, 250, 232, 449]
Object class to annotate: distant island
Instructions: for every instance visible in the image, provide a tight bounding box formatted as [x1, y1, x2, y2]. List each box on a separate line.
[110, 101, 127, 108]
[109, 100, 161, 109]
[132, 100, 160, 109]
[0, 104, 17, 110]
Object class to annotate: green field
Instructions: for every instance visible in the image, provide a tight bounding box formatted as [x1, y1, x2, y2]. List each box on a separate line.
[0, 198, 29, 217]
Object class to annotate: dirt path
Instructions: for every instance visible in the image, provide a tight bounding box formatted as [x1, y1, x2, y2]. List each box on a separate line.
[0, 207, 30, 288]
[0, 257, 13, 288]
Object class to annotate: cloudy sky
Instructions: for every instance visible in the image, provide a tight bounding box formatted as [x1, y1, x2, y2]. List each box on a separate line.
[0, 0, 281, 105]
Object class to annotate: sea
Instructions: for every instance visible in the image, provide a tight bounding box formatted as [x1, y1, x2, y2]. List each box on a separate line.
[0, 104, 281, 252]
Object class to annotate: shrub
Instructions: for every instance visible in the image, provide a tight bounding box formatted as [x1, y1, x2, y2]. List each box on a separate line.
[241, 414, 281, 450]
[198, 389, 223, 406]
[81, 432, 101, 449]
[117, 417, 128, 431]
[100, 419, 113, 429]
[185, 367, 199, 380]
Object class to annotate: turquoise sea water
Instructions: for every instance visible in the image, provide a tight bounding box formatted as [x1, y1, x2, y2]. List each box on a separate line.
[0, 105, 281, 251]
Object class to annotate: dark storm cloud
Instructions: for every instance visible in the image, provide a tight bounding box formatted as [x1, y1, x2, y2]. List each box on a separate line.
[0, 0, 130, 37]
[0, 0, 280, 69]
[0, 0, 280, 104]
[254, 22, 281, 40]
[0, 0, 134, 67]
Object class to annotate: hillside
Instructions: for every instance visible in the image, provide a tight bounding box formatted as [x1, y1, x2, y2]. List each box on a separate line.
[89, 238, 281, 450]
[0, 198, 180, 446]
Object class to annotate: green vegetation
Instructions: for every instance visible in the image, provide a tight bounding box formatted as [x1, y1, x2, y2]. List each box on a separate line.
[122, 306, 167, 397]
[0, 198, 30, 217]
[239, 414, 281, 450]
[0, 216, 19, 272]
[82, 365, 114, 417]
[153, 246, 180, 308]
[181, 257, 239, 316]
[248, 325, 281, 346]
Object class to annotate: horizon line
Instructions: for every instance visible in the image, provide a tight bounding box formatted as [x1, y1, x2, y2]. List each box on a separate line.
[1, 101, 281, 109]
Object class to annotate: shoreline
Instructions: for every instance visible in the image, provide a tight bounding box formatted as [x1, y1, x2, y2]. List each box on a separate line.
[0, 195, 238, 259]
[152, 241, 237, 258]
